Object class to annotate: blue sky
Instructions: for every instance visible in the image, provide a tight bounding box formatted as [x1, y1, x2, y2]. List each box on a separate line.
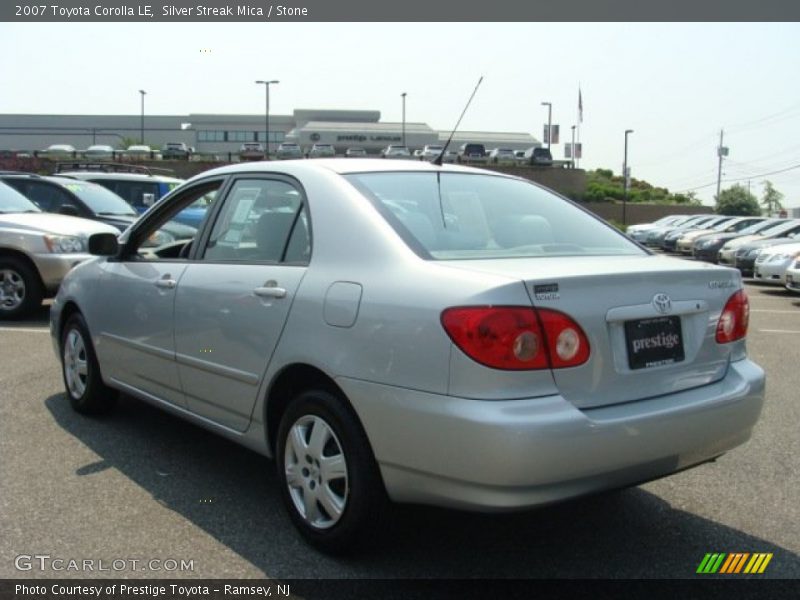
[1, 22, 799, 207]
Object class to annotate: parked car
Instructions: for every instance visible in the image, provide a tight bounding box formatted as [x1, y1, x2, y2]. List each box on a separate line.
[718, 220, 800, 267]
[784, 259, 800, 293]
[55, 169, 205, 228]
[488, 148, 516, 164]
[456, 143, 487, 164]
[690, 218, 775, 262]
[345, 147, 367, 158]
[125, 145, 153, 160]
[627, 215, 689, 243]
[645, 215, 716, 248]
[276, 143, 303, 160]
[309, 144, 336, 158]
[753, 241, 800, 285]
[381, 145, 411, 159]
[731, 234, 800, 277]
[42, 144, 76, 159]
[418, 145, 444, 160]
[0, 173, 194, 246]
[0, 181, 118, 317]
[51, 159, 764, 553]
[441, 150, 458, 163]
[523, 146, 553, 166]
[239, 142, 265, 161]
[663, 215, 734, 253]
[161, 142, 192, 160]
[84, 145, 115, 160]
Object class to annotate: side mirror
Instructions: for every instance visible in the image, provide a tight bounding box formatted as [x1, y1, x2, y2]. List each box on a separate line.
[142, 193, 156, 207]
[59, 204, 80, 217]
[88, 232, 119, 256]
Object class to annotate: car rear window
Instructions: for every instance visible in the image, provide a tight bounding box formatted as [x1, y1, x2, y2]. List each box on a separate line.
[347, 172, 645, 260]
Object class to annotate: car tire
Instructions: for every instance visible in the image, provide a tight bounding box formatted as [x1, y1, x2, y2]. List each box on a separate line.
[61, 313, 118, 415]
[276, 388, 387, 554]
[0, 257, 43, 319]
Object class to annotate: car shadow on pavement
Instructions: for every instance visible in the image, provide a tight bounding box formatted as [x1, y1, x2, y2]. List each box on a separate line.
[45, 392, 800, 580]
[3, 304, 50, 327]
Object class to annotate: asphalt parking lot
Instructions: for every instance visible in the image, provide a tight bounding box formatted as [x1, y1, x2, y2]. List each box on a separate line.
[0, 282, 798, 581]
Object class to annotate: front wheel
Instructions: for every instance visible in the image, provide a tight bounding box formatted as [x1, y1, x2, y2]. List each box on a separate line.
[61, 313, 117, 414]
[0, 257, 43, 319]
[276, 388, 387, 554]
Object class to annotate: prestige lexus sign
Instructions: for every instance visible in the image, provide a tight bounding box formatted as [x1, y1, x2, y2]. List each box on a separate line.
[336, 134, 402, 142]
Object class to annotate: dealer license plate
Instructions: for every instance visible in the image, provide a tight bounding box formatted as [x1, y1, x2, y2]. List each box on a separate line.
[624, 316, 685, 370]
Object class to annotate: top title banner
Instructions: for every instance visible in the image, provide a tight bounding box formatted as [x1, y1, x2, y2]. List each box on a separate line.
[3, 0, 800, 21]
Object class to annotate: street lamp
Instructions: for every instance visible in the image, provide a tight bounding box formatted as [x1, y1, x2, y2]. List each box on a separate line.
[401, 92, 407, 147]
[623, 129, 634, 226]
[138, 89, 146, 144]
[255, 80, 279, 159]
[541, 101, 552, 149]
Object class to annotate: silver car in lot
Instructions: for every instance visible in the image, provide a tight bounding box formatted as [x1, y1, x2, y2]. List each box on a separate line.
[50, 160, 765, 553]
[0, 181, 118, 317]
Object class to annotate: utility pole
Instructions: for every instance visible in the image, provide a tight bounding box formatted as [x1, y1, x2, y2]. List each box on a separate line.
[716, 129, 725, 203]
[623, 129, 633, 226]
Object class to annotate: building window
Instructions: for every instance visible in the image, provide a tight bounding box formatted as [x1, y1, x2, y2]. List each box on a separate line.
[255, 131, 285, 143]
[198, 130, 226, 142]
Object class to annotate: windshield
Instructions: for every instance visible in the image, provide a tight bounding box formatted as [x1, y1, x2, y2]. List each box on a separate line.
[760, 220, 800, 236]
[735, 220, 770, 235]
[60, 181, 137, 215]
[347, 172, 645, 260]
[0, 183, 41, 213]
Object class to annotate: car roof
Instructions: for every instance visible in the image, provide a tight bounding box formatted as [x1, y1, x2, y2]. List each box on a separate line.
[59, 171, 183, 184]
[185, 158, 512, 185]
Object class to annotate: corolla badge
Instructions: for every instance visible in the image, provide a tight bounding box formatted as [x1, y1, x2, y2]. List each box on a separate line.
[652, 293, 672, 314]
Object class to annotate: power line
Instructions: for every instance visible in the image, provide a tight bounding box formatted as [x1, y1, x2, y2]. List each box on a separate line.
[675, 162, 800, 193]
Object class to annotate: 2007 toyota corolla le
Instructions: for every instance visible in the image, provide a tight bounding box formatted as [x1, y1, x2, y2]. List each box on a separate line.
[50, 159, 765, 553]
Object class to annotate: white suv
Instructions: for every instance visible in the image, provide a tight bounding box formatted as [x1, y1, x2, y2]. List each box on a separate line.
[0, 181, 117, 317]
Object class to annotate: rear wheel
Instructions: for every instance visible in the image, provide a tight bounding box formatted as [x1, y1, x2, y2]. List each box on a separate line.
[61, 313, 117, 414]
[276, 388, 387, 554]
[0, 257, 43, 319]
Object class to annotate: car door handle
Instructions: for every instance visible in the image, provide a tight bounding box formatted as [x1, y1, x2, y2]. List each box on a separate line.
[155, 278, 177, 290]
[254, 285, 287, 299]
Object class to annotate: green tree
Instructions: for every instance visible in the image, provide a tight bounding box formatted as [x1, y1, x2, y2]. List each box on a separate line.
[761, 180, 784, 215]
[715, 184, 760, 216]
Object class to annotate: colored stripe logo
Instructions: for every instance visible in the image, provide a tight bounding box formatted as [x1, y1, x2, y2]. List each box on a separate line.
[697, 553, 773, 574]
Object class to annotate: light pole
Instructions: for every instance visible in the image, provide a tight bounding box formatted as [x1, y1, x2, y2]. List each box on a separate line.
[541, 101, 552, 149]
[623, 129, 634, 226]
[401, 92, 407, 147]
[570, 125, 576, 168]
[138, 90, 146, 144]
[255, 80, 279, 159]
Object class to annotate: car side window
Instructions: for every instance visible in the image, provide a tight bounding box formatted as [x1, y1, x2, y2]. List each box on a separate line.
[21, 182, 75, 213]
[125, 181, 222, 261]
[203, 179, 310, 264]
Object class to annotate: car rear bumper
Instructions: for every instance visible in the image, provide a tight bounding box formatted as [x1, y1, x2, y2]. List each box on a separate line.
[338, 358, 764, 511]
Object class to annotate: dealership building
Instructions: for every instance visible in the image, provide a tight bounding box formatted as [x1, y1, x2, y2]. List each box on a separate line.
[0, 109, 540, 156]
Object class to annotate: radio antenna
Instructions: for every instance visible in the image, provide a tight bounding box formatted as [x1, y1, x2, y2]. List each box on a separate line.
[433, 75, 484, 166]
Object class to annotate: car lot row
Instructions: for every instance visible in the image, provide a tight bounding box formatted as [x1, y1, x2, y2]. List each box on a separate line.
[629, 213, 800, 295]
[9, 141, 557, 166]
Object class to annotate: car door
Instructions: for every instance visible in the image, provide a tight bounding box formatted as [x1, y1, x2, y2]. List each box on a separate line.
[174, 176, 311, 431]
[91, 179, 224, 407]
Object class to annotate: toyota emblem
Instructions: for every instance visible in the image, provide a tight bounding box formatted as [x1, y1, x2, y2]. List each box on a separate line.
[652, 293, 672, 314]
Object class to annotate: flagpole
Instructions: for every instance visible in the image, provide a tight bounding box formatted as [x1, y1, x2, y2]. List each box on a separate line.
[572, 83, 583, 168]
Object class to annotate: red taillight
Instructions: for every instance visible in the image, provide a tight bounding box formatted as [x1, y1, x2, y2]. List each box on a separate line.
[716, 290, 750, 343]
[441, 306, 590, 370]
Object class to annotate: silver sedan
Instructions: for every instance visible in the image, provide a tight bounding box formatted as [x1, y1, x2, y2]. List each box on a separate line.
[50, 159, 765, 553]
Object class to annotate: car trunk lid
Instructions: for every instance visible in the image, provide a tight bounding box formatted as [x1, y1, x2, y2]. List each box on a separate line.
[442, 254, 742, 409]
